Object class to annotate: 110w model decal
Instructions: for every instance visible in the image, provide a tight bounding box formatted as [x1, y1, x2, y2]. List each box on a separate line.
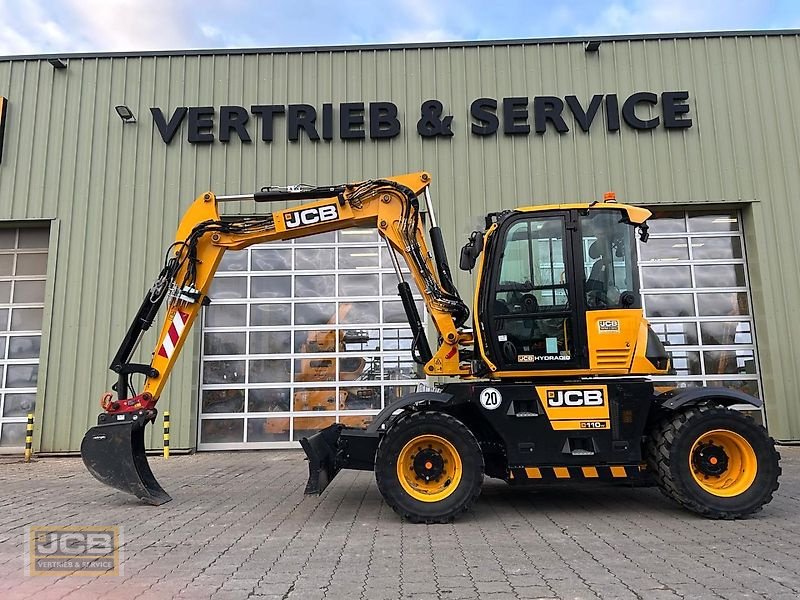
[284, 204, 339, 229]
[535, 385, 611, 431]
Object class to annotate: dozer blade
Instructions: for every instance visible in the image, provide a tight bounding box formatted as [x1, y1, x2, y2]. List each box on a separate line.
[81, 412, 172, 506]
[300, 424, 344, 495]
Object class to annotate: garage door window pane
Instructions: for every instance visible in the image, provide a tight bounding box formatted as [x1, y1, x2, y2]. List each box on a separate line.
[249, 388, 290, 412]
[218, 251, 248, 272]
[251, 304, 290, 326]
[692, 237, 742, 260]
[204, 332, 246, 356]
[249, 359, 291, 383]
[206, 304, 246, 327]
[251, 331, 291, 354]
[202, 389, 244, 413]
[0, 423, 26, 447]
[6, 364, 38, 388]
[251, 276, 291, 298]
[650, 322, 698, 346]
[700, 322, 752, 345]
[694, 265, 746, 288]
[11, 308, 43, 331]
[8, 336, 41, 359]
[252, 249, 291, 271]
[3, 393, 36, 417]
[295, 248, 334, 270]
[704, 350, 756, 375]
[688, 212, 739, 232]
[340, 274, 380, 296]
[340, 302, 379, 324]
[638, 238, 689, 262]
[247, 418, 290, 442]
[15, 253, 47, 276]
[295, 303, 336, 325]
[200, 419, 243, 444]
[203, 360, 245, 384]
[293, 388, 337, 411]
[12, 281, 46, 303]
[209, 277, 247, 299]
[643, 294, 695, 317]
[17, 229, 49, 249]
[640, 266, 692, 289]
[697, 292, 749, 316]
[296, 275, 334, 297]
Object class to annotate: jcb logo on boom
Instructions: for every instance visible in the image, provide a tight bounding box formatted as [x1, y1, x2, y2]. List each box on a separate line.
[547, 389, 605, 407]
[284, 204, 339, 229]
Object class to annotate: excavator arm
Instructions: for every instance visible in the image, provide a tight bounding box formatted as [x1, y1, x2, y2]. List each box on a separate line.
[81, 172, 471, 504]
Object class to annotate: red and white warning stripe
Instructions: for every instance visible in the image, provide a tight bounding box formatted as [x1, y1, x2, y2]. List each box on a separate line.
[157, 310, 189, 358]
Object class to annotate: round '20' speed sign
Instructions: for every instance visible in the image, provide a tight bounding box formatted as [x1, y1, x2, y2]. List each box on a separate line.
[479, 387, 502, 410]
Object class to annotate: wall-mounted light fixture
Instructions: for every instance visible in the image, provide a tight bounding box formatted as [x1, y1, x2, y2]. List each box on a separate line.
[584, 40, 601, 52]
[47, 58, 67, 69]
[115, 105, 136, 123]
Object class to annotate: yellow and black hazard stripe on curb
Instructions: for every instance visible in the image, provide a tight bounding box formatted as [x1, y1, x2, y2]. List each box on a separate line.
[507, 464, 646, 482]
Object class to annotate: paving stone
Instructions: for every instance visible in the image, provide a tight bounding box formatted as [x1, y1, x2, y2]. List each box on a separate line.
[0, 448, 798, 600]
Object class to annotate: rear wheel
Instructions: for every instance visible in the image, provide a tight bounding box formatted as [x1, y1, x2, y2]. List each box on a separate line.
[646, 405, 780, 518]
[375, 411, 483, 523]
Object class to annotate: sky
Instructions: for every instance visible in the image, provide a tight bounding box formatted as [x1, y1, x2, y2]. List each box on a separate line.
[1, 0, 800, 55]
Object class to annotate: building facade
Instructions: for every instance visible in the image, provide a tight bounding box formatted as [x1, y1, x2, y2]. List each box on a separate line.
[1, 31, 799, 453]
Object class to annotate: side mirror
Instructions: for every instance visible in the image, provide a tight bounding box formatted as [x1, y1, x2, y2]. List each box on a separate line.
[459, 231, 485, 271]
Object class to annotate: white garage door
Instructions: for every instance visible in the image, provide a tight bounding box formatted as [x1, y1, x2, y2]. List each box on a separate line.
[0, 227, 49, 451]
[198, 228, 426, 449]
[638, 210, 764, 423]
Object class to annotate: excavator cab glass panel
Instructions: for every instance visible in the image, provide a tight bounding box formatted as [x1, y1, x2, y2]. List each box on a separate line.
[580, 210, 639, 310]
[487, 214, 583, 369]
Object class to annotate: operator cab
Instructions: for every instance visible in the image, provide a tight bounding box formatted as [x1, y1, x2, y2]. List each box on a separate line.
[465, 199, 666, 375]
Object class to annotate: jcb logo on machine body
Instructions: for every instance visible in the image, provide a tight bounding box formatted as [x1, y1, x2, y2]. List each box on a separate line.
[547, 389, 605, 407]
[536, 384, 610, 428]
[284, 204, 339, 229]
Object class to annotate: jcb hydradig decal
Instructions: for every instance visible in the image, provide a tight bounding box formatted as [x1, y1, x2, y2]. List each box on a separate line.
[535, 385, 610, 430]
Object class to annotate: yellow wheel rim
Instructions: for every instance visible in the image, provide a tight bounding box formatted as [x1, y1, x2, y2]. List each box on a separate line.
[396, 434, 463, 502]
[689, 429, 757, 497]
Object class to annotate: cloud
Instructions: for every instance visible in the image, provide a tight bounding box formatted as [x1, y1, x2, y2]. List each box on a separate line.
[0, 0, 72, 54]
[573, 0, 767, 35]
[0, 0, 796, 57]
[64, 0, 192, 51]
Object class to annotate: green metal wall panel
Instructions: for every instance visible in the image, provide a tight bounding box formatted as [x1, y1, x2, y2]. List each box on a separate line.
[1, 33, 800, 449]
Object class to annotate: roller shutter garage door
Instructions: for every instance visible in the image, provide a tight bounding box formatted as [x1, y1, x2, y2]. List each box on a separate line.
[198, 228, 426, 450]
[638, 210, 765, 424]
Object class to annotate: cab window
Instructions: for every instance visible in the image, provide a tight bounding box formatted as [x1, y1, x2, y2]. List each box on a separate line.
[493, 216, 575, 365]
[581, 210, 638, 309]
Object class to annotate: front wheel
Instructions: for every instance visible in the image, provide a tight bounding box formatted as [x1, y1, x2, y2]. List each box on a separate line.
[375, 411, 483, 523]
[646, 405, 781, 519]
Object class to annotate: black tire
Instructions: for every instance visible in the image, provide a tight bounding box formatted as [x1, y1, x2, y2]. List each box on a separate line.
[646, 404, 781, 519]
[375, 411, 483, 523]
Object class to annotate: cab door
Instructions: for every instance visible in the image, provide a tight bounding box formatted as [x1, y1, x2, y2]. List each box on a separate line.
[483, 211, 587, 370]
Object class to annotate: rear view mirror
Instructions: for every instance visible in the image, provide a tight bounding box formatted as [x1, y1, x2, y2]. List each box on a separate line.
[459, 230, 485, 271]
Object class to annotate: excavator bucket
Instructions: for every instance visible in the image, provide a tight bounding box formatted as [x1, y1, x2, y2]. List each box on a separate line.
[81, 414, 172, 506]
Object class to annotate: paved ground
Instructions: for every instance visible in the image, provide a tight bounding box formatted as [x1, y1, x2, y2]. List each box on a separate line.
[1, 447, 799, 600]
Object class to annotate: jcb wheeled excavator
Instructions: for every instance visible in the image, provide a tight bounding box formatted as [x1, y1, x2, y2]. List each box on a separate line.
[81, 172, 780, 522]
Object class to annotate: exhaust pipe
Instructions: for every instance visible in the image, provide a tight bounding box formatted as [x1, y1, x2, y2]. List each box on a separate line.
[81, 410, 172, 505]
